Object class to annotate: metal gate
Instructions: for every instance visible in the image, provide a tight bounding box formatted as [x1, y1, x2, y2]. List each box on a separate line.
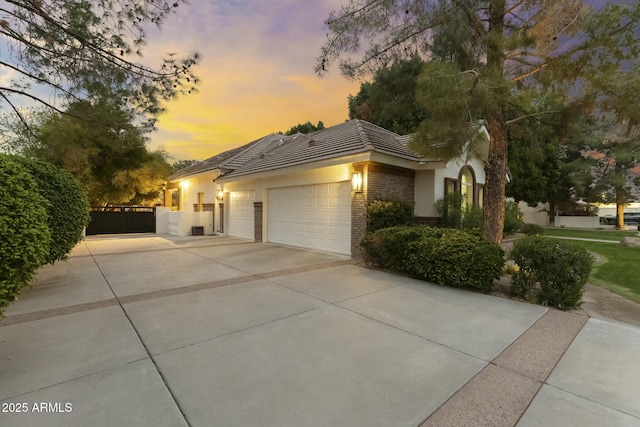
[86, 206, 156, 235]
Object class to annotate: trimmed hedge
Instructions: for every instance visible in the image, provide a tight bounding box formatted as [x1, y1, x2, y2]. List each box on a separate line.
[13, 156, 89, 264]
[361, 226, 504, 291]
[509, 236, 593, 310]
[366, 199, 414, 233]
[0, 154, 51, 315]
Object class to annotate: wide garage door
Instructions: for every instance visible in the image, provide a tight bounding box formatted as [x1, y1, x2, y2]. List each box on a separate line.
[268, 182, 351, 255]
[228, 191, 255, 240]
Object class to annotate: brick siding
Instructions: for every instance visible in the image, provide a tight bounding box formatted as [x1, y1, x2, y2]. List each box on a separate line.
[254, 202, 263, 242]
[351, 162, 415, 256]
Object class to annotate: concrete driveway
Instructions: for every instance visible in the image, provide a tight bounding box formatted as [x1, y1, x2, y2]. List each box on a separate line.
[1, 235, 639, 427]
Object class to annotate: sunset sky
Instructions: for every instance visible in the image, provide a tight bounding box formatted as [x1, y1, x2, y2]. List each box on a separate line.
[143, 0, 361, 161]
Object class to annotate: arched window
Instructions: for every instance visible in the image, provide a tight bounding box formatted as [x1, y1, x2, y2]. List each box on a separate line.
[458, 166, 475, 206]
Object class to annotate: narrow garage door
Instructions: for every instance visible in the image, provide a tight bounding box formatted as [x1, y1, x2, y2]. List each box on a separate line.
[268, 182, 351, 255]
[228, 191, 255, 240]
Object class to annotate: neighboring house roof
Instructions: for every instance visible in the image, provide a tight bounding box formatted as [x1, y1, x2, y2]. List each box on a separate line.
[167, 133, 286, 181]
[219, 120, 423, 179]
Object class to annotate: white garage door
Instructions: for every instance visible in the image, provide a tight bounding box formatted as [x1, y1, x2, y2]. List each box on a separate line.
[228, 191, 255, 240]
[268, 182, 351, 255]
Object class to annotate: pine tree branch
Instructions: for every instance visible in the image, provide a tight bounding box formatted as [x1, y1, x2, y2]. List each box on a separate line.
[506, 110, 562, 125]
[0, 90, 39, 141]
[0, 86, 67, 115]
[0, 60, 79, 100]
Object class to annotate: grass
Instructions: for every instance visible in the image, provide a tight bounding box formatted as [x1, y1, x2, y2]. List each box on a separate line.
[543, 227, 638, 241]
[542, 228, 640, 303]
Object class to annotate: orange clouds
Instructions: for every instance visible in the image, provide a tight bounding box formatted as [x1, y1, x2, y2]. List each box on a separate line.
[142, 1, 362, 161]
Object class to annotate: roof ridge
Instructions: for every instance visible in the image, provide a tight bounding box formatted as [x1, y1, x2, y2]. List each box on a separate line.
[354, 120, 375, 151]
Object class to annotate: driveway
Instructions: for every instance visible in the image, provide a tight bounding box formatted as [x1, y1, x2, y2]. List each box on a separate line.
[1, 235, 639, 426]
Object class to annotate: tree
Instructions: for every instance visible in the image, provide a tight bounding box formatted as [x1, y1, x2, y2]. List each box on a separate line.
[348, 55, 427, 134]
[316, 1, 640, 244]
[172, 159, 199, 171]
[505, 97, 588, 224]
[0, 0, 199, 131]
[580, 66, 640, 229]
[280, 121, 325, 136]
[9, 99, 172, 205]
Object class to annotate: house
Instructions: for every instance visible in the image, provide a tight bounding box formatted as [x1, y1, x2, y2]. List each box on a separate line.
[164, 120, 489, 256]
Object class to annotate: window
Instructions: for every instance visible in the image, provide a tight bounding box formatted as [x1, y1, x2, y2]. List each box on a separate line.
[476, 184, 484, 208]
[444, 166, 483, 206]
[460, 168, 474, 206]
[444, 178, 459, 196]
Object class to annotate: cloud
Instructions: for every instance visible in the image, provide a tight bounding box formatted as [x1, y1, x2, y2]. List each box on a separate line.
[144, 1, 361, 161]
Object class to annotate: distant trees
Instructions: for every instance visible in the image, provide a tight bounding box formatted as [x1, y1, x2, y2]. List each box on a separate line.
[348, 56, 427, 135]
[579, 66, 640, 229]
[5, 100, 172, 205]
[172, 159, 199, 171]
[279, 121, 325, 136]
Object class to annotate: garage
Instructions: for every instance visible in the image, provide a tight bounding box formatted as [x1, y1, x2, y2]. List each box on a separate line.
[228, 190, 255, 240]
[267, 182, 351, 255]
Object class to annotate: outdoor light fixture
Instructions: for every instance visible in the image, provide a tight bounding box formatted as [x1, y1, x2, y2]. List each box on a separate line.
[216, 189, 224, 201]
[351, 171, 363, 193]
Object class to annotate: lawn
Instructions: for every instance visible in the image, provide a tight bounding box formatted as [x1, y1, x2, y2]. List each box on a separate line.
[543, 228, 640, 303]
[543, 227, 638, 241]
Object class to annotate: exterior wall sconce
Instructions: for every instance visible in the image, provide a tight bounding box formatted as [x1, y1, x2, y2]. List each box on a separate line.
[351, 171, 363, 193]
[216, 189, 224, 201]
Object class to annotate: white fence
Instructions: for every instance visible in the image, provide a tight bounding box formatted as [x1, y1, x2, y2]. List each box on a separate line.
[156, 209, 214, 236]
[553, 216, 611, 229]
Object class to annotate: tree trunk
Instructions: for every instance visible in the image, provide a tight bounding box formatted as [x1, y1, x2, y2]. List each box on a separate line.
[616, 200, 625, 230]
[482, 0, 508, 245]
[483, 113, 508, 244]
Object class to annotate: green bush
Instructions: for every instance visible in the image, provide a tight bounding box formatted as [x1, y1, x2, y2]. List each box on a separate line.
[520, 223, 543, 236]
[366, 199, 414, 233]
[435, 193, 463, 228]
[435, 195, 521, 235]
[435, 193, 484, 230]
[462, 204, 483, 230]
[13, 156, 90, 264]
[362, 226, 504, 291]
[504, 201, 524, 235]
[509, 236, 593, 310]
[360, 225, 428, 269]
[0, 154, 51, 316]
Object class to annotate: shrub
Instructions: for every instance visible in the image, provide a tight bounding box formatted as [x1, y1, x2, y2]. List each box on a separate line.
[434, 194, 484, 230]
[435, 193, 463, 228]
[361, 225, 429, 269]
[13, 156, 90, 264]
[0, 154, 51, 316]
[366, 199, 414, 233]
[435, 196, 521, 235]
[462, 204, 483, 230]
[362, 226, 504, 291]
[509, 236, 593, 310]
[503, 201, 524, 235]
[520, 223, 543, 236]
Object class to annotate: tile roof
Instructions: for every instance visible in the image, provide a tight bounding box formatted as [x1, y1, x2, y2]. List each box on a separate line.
[167, 120, 432, 182]
[220, 120, 423, 179]
[167, 133, 286, 181]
